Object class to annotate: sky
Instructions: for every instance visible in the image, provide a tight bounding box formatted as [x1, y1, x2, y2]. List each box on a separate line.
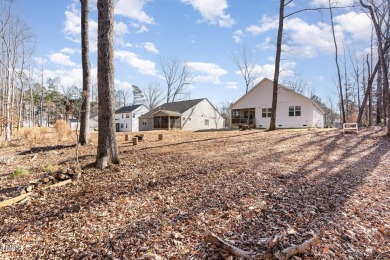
[12, 0, 372, 107]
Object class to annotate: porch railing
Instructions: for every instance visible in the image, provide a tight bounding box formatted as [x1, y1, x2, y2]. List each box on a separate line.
[231, 118, 255, 125]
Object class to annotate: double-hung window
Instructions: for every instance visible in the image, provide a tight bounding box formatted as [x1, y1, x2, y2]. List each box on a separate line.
[262, 108, 272, 118]
[289, 106, 301, 116]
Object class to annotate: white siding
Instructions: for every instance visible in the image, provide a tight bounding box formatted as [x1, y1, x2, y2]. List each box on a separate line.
[312, 106, 324, 128]
[181, 99, 224, 130]
[132, 106, 149, 132]
[115, 105, 149, 132]
[139, 99, 225, 131]
[232, 78, 324, 128]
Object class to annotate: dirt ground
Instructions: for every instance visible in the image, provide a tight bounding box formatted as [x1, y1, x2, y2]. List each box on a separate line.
[0, 127, 389, 259]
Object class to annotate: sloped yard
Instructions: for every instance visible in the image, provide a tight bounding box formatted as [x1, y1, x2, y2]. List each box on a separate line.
[0, 128, 389, 259]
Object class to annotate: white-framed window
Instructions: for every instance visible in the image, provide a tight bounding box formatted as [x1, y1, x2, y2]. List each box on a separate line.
[262, 108, 272, 117]
[120, 123, 124, 128]
[205, 119, 209, 126]
[142, 119, 147, 125]
[125, 123, 128, 128]
[122, 114, 123, 119]
[126, 113, 129, 118]
[133, 113, 135, 118]
[289, 106, 301, 116]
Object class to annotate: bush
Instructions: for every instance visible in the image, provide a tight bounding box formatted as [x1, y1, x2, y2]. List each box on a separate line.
[9, 167, 29, 179]
[54, 120, 72, 140]
[23, 127, 44, 144]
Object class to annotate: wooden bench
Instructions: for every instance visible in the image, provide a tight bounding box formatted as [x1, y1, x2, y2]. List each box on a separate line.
[343, 123, 358, 134]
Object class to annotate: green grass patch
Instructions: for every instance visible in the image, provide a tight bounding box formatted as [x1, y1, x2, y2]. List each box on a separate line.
[9, 167, 29, 179]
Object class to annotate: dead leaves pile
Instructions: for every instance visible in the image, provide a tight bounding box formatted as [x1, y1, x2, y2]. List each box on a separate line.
[0, 128, 389, 259]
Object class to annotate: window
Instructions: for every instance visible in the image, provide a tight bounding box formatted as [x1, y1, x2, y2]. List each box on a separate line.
[262, 108, 272, 118]
[122, 114, 123, 119]
[133, 113, 135, 118]
[125, 123, 128, 128]
[205, 119, 209, 126]
[142, 119, 147, 125]
[232, 110, 239, 118]
[120, 123, 124, 128]
[126, 113, 129, 118]
[289, 106, 301, 116]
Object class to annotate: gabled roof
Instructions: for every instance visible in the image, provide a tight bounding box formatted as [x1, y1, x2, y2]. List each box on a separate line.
[152, 110, 182, 116]
[232, 78, 325, 114]
[115, 104, 142, 114]
[139, 99, 205, 118]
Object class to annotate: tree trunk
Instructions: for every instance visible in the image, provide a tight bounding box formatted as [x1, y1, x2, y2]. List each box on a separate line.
[269, 0, 285, 131]
[329, 1, 346, 124]
[359, 0, 390, 135]
[79, 0, 91, 145]
[96, 0, 120, 169]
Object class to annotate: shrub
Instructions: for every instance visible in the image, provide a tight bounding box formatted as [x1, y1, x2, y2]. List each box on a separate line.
[9, 167, 29, 179]
[54, 120, 72, 140]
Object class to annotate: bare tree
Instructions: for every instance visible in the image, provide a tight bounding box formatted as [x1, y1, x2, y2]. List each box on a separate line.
[359, 0, 390, 135]
[96, 0, 120, 169]
[232, 45, 259, 93]
[115, 88, 131, 107]
[79, 0, 91, 145]
[268, 0, 285, 131]
[283, 74, 308, 95]
[329, 0, 346, 124]
[142, 82, 164, 110]
[268, 1, 353, 131]
[160, 56, 193, 103]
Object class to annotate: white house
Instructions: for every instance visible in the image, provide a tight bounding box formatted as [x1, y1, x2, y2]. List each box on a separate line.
[115, 104, 149, 132]
[139, 98, 225, 131]
[231, 78, 324, 129]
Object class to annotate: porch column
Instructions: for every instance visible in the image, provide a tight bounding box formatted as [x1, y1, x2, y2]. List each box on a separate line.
[168, 115, 170, 130]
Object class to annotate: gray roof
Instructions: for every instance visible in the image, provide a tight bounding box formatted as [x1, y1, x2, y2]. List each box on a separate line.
[115, 104, 142, 114]
[139, 99, 205, 118]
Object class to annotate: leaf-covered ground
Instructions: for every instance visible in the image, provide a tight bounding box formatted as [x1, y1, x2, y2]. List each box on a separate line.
[0, 128, 389, 259]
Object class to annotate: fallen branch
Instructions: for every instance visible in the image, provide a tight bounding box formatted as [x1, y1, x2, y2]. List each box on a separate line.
[204, 232, 259, 259]
[205, 230, 321, 260]
[0, 193, 30, 209]
[275, 231, 321, 260]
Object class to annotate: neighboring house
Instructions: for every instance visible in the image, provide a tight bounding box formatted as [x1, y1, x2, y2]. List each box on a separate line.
[139, 98, 224, 131]
[115, 104, 149, 132]
[68, 119, 79, 130]
[89, 116, 99, 131]
[231, 78, 324, 129]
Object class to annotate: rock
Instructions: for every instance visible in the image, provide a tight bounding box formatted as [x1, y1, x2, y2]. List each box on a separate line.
[25, 185, 34, 193]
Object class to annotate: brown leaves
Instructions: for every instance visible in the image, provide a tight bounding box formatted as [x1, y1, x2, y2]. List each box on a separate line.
[0, 129, 389, 258]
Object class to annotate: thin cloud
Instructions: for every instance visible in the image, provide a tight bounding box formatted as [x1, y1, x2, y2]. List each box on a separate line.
[181, 0, 236, 28]
[143, 42, 159, 54]
[246, 15, 278, 35]
[60, 47, 80, 54]
[186, 62, 227, 83]
[49, 53, 76, 66]
[115, 50, 158, 76]
[115, 0, 154, 24]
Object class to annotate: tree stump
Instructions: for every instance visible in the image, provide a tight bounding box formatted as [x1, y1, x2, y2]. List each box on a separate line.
[125, 134, 129, 141]
[158, 134, 163, 141]
[132, 137, 138, 145]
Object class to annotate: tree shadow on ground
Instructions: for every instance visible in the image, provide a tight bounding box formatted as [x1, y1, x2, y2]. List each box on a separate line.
[0, 129, 388, 259]
[17, 144, 76, 155]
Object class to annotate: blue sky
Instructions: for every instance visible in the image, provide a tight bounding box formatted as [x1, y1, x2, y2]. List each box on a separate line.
[13, 0, 371, 107]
